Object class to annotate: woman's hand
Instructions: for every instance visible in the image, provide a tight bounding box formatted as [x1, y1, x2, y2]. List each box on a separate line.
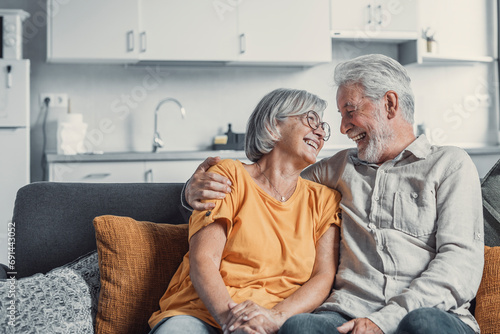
[186, 156, 232, 211]
[223, 301, 282, 334]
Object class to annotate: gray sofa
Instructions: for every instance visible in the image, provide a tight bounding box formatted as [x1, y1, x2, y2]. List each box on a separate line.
[1, 158, 500, 332]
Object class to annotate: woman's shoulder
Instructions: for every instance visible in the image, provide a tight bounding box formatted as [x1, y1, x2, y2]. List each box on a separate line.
[301, 177, 341, 200]
[208, 158, 241, 171]
[207, 159, 249, 183]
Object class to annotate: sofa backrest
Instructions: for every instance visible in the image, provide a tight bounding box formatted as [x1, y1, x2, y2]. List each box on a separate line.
[10, 182, 189, 278]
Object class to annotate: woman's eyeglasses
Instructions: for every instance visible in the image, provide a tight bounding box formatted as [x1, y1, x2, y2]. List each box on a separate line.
[304, 110, 331, 141]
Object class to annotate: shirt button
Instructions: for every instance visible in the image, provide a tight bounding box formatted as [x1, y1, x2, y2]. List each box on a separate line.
[368, 223, 376, 230]
[378, 244, 384, 250]
[411, 192, 418, 199]
[374, 196, 380, 201]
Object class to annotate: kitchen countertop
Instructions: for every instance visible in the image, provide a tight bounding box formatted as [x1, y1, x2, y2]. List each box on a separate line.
[45, 145, 500, 163]
[45, 147, 350, 163]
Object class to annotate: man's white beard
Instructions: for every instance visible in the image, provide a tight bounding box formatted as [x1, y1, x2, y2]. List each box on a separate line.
[358, 109, 395, 163]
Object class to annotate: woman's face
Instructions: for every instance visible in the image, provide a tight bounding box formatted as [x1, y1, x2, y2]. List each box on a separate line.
[275, 111, 327, 167]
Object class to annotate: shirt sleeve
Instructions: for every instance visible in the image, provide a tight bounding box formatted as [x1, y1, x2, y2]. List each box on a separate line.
[367, 150, 484, 334]
[188, 161, 237, 241]
[315, 187, 342, 242]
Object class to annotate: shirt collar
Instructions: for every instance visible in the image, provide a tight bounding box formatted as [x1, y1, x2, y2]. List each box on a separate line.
[350, 135, 432, 166]
[401, 134, 432, 160]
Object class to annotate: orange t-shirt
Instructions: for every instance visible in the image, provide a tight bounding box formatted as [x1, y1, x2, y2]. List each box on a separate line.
[149, 159, 341, 329]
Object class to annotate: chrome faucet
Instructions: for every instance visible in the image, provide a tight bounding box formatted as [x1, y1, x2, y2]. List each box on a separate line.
[152, 98, 186, 152]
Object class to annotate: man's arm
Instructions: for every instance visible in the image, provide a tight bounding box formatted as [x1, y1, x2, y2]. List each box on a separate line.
[183, 153, 336, 212]
[181, 157, 232, 211]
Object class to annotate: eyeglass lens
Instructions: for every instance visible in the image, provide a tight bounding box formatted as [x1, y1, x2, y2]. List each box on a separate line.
[307, 111, 330, 141]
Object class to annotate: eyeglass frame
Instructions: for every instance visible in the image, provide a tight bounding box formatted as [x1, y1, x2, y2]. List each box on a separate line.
[303, 110, 331, 141]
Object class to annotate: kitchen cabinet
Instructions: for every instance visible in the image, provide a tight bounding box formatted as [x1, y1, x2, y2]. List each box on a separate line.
[235, 0, 332, 64]
[399, 0, 495, 66]
[46, 151, 253, 183]
[49, 161, 147, 183]
[330, 0, 418, 42]
[144, 161, 203, 183]
[47, 0, 141, 63]
[47, 0, 331, 65]
[144, 158, 252, 183]
[139, 0, 238, 62]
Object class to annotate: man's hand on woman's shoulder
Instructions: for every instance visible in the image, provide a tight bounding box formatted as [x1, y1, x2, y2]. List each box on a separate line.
[186, 156, 232, 211]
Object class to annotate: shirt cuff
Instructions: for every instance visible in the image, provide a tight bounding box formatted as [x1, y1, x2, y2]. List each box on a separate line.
[366, 303, 408, 334]
[180, 179, 194, 212]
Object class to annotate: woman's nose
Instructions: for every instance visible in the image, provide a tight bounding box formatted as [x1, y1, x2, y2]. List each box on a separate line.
[314, 126, 326, 139]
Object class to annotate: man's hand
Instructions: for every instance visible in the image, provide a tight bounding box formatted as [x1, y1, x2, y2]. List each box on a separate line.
[223, 301, 280, 334]
[337, 318, 383, 334]
[186, 157, 232, 211]
[231, 316, 279, 334]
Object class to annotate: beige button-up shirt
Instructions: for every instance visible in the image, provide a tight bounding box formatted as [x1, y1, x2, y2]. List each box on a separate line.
[302, 135, 484, 334]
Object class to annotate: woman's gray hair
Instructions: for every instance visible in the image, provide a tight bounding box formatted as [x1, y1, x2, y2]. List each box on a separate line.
[245, 88, 327, 162]
[334, 54, 415, 124]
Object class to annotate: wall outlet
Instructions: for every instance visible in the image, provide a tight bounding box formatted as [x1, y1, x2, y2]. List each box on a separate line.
[40, 93, 69, 108]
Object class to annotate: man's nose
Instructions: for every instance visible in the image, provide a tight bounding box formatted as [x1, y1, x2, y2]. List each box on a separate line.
[340, 117, 350, 134]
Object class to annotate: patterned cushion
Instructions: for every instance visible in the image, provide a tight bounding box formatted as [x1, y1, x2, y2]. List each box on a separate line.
[475, 246, 500, 334]
[93, 215, 189, 334]
[0, 251, 99, 333]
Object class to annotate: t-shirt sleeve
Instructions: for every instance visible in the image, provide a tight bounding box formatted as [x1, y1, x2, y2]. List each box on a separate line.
[315, 188, 342, 242]
[188, 160, 238, 241]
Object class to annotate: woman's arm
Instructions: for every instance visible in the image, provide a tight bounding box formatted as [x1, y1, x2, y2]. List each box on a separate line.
[224, 225, 340, 332]
[190, 221, 233, 326]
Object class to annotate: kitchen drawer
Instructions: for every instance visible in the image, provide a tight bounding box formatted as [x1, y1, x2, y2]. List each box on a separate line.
[144, 160, 202, 183]
[49, 161, 146, 183]
[144, 159, 252, 183]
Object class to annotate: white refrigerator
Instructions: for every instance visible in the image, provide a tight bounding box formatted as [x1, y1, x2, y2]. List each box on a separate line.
[0, 59, 30, 265]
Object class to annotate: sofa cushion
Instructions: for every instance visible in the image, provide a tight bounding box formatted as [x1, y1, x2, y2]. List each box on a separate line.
[481, 158, 500, 247]
[475, 246, 500, 333]
[94, 215, 189, 334]
[0, 251, 99, 332]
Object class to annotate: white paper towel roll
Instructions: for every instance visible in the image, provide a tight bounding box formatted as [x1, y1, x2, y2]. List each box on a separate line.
[57, 113, 88, 155]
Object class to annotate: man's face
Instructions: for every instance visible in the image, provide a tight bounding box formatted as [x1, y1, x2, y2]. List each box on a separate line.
[336, 85, 395, 163]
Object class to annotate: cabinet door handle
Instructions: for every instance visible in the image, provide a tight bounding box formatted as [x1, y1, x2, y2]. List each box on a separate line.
[145, 169, 153, 183]
[367, 4, 372, 24]
[239, 33, 246, 54]
[83, 173, 111, 180]
[377, 5, 383, 25]
[127, 30, 135, 52]
[140, 31, 147, 53]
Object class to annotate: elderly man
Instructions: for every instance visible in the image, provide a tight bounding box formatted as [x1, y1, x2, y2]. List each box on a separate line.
[184, 54, 484, 334]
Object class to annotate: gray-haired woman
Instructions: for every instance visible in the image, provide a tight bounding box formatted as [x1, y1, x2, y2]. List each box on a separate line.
[149, 88, 342, 334]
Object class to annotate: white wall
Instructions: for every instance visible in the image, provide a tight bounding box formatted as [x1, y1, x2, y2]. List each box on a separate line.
[2, 0, 499, 181]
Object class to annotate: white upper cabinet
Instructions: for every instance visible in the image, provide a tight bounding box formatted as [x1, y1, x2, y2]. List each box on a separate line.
[235, 0, 332, 64]
[47, 0, 332, 65]
[139, 0, 238, 62]
[399, 0, 495, 65]
[47, 0, 141, 63]
[330, 0, 418, 42]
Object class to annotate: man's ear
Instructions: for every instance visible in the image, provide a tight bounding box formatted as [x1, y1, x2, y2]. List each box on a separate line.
[384, 91, 399, 119]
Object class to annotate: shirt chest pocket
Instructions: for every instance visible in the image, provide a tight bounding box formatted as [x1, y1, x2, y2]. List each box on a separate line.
[393, 190, 437, 237]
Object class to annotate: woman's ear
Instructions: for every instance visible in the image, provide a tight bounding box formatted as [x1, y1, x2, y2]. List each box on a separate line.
[384, 91, 399, 119]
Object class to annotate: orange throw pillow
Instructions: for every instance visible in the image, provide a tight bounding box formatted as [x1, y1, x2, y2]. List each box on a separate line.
[475, 246, 500, 334]
[93, 215, 189, 334]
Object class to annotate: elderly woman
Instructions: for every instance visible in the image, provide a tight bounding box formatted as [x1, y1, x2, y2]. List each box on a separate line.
[148, 88, 341, 334]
